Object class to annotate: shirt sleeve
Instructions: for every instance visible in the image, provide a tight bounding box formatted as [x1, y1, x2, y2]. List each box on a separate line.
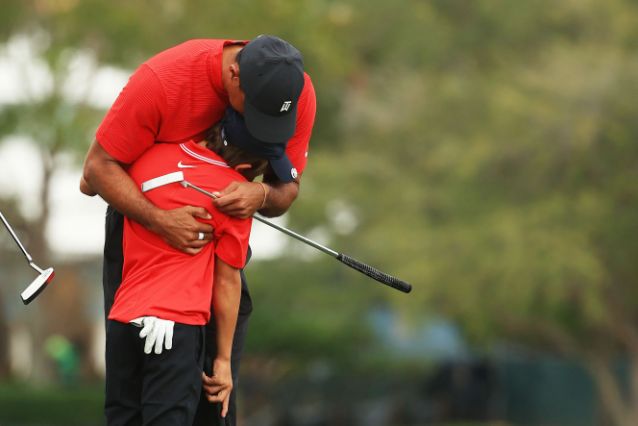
[215, 216, 252, 269]
[95, 64, 166, 164]
[285, 73, 316, 175]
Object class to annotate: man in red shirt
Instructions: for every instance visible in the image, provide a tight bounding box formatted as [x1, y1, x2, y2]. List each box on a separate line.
[81, 35, 316, 425]
[106, 107, 294, 425]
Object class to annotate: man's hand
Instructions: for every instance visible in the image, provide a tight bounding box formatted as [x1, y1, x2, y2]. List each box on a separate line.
[131, 316, 175, 355]
[212, 181, 264, 219]
[202, 358, 233, 417]
[150, 206, 214, 255]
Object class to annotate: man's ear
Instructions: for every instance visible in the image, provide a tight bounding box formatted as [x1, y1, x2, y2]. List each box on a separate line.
[229, 63, 240, 83]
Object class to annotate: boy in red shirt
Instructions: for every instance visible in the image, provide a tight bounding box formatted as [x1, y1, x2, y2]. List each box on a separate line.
[105, 107, 296, 426]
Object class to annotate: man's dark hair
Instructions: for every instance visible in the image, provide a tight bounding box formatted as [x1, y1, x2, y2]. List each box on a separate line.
[205, 123, 268, 180]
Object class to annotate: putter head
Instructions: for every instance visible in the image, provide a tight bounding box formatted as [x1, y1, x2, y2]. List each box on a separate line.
[20, 267, 55, 305]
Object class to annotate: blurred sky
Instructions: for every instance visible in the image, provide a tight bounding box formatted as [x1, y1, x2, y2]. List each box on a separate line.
[0, 35, 287, 259]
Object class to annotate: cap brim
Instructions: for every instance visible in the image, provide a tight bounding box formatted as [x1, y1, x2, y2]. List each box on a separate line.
[269, 154, 297, 183]
[243, 100, 297, 143]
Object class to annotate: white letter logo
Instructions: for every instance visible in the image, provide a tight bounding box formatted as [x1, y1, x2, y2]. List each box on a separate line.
[280, 101, 292, 112]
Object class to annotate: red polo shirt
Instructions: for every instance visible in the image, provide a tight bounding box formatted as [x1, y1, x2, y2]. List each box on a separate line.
[108, 141, 252, 325]
[96, 39, 316, 175]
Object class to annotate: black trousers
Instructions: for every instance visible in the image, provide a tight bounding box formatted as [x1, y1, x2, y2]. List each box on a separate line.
[103, 207, 252, 426]
[105, 320, 205, 426]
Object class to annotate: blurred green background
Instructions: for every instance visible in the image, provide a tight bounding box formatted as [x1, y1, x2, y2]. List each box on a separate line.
[0, 1, 637, 425]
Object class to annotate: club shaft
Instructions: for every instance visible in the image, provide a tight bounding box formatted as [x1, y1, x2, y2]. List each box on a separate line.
[29, 262, 44, 274]
[181, 181, 219, 199]
[252, 215, 339, 257]
[0, 210, 33, 263]
[182, 180, 339, 257]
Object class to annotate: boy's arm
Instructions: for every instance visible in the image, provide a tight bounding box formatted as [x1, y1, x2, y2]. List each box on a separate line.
[202, 256, 242, 418]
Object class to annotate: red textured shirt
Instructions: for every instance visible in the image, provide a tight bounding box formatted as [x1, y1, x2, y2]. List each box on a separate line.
[108, 141, 252, 325]
[96, 39, 316, 175]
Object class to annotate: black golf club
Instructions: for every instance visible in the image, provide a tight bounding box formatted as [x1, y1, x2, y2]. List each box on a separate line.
[0, 211, 55, 304]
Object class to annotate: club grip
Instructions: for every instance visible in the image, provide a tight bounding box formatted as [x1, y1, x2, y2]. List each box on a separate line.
[337, 253, 412, 293]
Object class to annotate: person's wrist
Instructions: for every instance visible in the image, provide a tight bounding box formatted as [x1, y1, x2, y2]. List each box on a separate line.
[146, 206, 166, 233]
[215, 354, 231, 363]
[258, 182, 269, 209]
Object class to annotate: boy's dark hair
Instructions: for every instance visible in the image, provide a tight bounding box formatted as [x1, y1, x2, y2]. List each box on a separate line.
[205, 123, 269, 179]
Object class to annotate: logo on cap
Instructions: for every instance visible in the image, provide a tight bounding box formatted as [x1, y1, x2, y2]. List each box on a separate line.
[280, 101, 292, 112]
[291, 168, 298, 179]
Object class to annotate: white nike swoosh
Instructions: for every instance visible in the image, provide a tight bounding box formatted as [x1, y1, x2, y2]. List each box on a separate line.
[177, 161, 197, 169]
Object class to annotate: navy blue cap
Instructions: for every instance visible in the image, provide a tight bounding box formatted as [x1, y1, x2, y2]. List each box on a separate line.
[239, 35, 304, 143]
[221, 108, 297, 182]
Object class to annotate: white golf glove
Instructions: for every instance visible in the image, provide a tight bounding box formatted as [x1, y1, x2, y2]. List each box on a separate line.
[130, 316, 174, 355]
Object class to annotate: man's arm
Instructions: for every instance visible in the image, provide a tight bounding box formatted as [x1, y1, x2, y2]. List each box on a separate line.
[81, 140, 213, 254]
[202, 257, 242, 417]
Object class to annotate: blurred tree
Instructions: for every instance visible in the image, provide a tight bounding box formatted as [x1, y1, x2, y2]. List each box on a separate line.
[0, 34, 104, 383]
[285, 1, 638, 424]
[0, 198, 30, 379]
[0, 45, 102, 259]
